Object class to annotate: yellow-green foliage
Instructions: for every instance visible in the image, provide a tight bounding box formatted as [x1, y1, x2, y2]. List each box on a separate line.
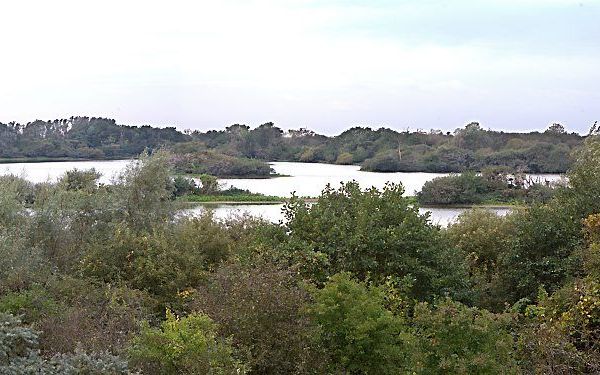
[128, 310, 246, 375]
[411, 299, 519, 374]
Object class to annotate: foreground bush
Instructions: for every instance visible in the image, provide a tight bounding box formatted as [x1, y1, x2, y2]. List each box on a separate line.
[128, 310, 246, 374]
[0, 313, 130, 374]
[308, 273, 411, 374]
[195, 260, 327, 374]
[282, 181, 468, 300]
[411, 299, 519, 374]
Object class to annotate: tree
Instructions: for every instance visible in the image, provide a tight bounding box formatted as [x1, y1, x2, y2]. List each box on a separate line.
[563, 131, 600, 217]
[447, 210, 514, 311]
[198, 174, 220, 195]
[498, 203, 582, 304]
[116, 150, 176, 230]
[517, 213, 600, 373]
[545, 123, 566, 134]
[281, 182, 468, 300]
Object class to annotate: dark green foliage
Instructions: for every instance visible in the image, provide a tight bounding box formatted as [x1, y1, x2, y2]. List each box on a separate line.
[361, 150, 405, 172]
[418, 170, 558, 205]
[411, 299, 519, 374]
[80, 215, 232, 301]
[447, 210, 514, 311]
[0, 117, 583, 173]
[308, 273, 411, 374]
[281, 181, 469, 301]
[0, 116, 188, 159]
[172, 175, 199, 197]
[499, 203, 583, 304]
[332, 123, 579, 173]
[515, 214, 600, 373]
[562, 131, 600, 217]
[418, 172, 491, 205]
[170, 150, 273, 177]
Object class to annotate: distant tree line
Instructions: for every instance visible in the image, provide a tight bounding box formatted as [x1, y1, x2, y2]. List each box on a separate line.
[0, 117, 188, 159]
[0, 117, 585, 173]
[190, 121, 584, 173]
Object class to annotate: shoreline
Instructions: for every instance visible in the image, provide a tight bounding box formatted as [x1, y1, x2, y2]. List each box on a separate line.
[0, 158, 569, 175]
[183, 199, 519, 209]
[0, 157, 132, 164]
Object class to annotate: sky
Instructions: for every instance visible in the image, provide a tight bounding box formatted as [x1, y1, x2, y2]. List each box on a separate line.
[0, 0, 598, 134]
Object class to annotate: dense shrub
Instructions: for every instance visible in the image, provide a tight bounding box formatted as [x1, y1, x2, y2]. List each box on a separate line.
[418, 172, 490, 205]
[128, 310, 246, 374]
[308, 273, 411, 374]
[282, 181, 468, 300]
[194, 260, 327, 374]
[418, 171, 558, 205]
[447, 210, 514, 311]
[0, 313, 130, 374]
[411, 299, 519, 374]
[170, 151, 273, 177]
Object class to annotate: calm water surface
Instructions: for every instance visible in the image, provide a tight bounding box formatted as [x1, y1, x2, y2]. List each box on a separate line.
[0, 160, 556, 225]
[0, 159, 131, 184]
[223, 162, 563, 197]
[0, 160, 562, 196]
[182, 203, 513, 227]
[221, 162, 448, 197]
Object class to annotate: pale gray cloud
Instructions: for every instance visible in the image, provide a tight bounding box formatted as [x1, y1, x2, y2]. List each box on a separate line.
[0, 0, 598, 134]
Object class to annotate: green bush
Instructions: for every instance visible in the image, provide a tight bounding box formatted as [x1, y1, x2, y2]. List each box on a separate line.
[195, 260, 326, 374]
[308, 273, 412, 374]
[282, 181, 468, 300]
[411, 299, 519, 374]
[128, 310, 246, 374]
[418, 172, 491, 205]
[447, 210, 514, 311]
[170, 151, 273, 177]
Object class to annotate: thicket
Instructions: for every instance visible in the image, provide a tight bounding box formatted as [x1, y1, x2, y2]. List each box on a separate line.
[169, 150, 273, 178]
[418, 167, 559, 205]
[1, 128, 600, 373]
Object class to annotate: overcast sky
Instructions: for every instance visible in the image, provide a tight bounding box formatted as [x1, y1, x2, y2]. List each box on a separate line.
[1, 0, 598, 134]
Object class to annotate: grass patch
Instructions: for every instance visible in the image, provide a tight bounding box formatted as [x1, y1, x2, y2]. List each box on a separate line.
[181, 194, 284, 203]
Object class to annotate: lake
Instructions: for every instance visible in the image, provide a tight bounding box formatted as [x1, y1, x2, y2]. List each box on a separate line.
[0, 160, 453, 195]
[182, 203, 513, 227]
[225, 162, 563, 197]
[221, 162, 450, 197]
[0, 160, 562, 196]
[0, 159, 132, 184]
[0, 159, 556, 226]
